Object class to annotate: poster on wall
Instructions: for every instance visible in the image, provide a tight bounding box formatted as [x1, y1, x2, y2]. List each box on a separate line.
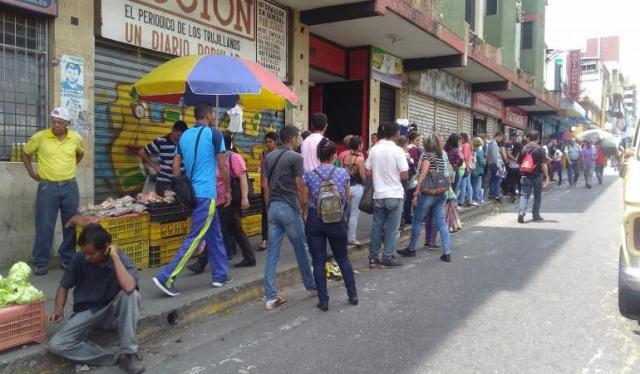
[418, 70, 471, 108]
[371, 47, 403, 88]
[100, 0, 288, 81]
[256, 0, 288, 81]
[60, 55, 90, 137]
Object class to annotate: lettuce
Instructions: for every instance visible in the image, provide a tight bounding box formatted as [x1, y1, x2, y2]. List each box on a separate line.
[7, 262, 31, 283]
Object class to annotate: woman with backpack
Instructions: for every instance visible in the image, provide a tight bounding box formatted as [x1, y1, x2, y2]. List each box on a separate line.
[398, 134, 452, 262]
[303, 138, 358, 312]
[342, 136, 366, 245]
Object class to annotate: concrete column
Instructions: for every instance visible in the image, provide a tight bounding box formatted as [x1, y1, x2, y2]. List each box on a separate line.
[396, 74, 409, 120]
[285, 11, 309, 130]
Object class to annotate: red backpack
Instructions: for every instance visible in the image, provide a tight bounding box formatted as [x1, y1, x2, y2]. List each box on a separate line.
[520, 151, 536, 174]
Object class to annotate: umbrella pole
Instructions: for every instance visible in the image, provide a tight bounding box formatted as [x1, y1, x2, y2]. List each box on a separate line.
[216, 95, 220, 128]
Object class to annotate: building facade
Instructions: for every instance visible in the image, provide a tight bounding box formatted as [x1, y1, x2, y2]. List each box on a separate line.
[0, 0, 560, 266]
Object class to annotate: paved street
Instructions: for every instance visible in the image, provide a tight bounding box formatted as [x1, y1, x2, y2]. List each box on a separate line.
[108, 173, 639, 374]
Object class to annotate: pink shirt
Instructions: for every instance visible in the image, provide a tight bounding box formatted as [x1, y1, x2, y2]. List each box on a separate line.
[301, 132, 323, 172]
[216, 152, 247, 206]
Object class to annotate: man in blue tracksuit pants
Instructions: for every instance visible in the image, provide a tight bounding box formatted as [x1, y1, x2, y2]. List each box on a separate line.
[153, 103, 232, 297]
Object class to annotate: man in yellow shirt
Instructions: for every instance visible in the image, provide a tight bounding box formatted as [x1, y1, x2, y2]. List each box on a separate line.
[22, 107, 85, 275]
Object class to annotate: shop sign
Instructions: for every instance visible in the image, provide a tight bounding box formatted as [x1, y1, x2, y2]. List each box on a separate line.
[472, 92, 502, 118]
[0, 0, 57, 16]
[502, 107, 527, 130]
[566, 49, 581, 99]
[417, 70, 471, 108]
[371, 47, 403, 88]
[100, 0, 289, 81]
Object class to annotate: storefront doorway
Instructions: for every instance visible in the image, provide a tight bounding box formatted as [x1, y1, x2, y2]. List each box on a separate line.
[320, 81, 363, 144]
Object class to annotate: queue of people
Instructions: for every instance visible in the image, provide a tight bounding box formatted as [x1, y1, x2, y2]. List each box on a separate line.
[23, 104, 614, 373]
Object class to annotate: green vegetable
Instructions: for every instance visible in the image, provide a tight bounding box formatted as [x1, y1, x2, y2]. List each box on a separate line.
[7, 262, 31, 283]
[16, 285, 44, 305]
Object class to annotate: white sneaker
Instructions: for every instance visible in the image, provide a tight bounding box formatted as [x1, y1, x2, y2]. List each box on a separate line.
[265, 296, 288, 310]
[211, 276, 233, 288]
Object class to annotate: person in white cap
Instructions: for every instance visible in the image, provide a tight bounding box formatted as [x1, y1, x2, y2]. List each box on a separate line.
[22, 107, 85, 275]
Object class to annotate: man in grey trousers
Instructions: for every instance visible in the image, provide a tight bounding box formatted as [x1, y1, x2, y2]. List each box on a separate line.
[48, 224, 144, 374]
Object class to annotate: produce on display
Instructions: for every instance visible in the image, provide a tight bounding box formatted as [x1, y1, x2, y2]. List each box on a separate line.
[0, 262, 45, 307]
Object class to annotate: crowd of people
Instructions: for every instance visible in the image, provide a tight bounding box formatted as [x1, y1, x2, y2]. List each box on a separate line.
[24, 103, 616, 373]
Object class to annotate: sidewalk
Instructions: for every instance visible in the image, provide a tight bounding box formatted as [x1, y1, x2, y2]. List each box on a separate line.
[0, 191, 542, 372]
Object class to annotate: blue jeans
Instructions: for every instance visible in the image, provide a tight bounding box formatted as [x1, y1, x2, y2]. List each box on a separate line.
[595, 164, 605, 184]
[471, 174, 484, 203]
[489, 164, 502, 199]
[369, 198, 403, 260]
[457, 172, 473, 204]
[568, 160, 581, 185]
[305, 209, 357, 304]
[157, 198, 228, 286]
[408, 193, 450, 254]
[33, 179, 79, 267]
[264, 201, 315, 302]
[348, 184, 363, 241]
[519, 174, 543, 218]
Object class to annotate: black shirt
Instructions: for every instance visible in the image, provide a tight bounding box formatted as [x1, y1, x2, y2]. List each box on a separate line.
[61, 252, 140, 313]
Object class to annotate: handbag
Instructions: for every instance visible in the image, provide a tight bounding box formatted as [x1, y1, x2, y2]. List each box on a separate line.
[358, 178, 374, 214]
[172, 127, 205, 208]
[226, 151, 242, 205]
[421, 155, 451, 196]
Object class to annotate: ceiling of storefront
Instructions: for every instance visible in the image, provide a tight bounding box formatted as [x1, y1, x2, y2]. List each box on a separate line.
[275, 0, 364, 11]
[309, 68, 347, 84]
[309, 12, 457, 59]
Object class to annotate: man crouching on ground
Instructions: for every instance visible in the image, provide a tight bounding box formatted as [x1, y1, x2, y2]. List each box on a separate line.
[48, 224, 144, 374]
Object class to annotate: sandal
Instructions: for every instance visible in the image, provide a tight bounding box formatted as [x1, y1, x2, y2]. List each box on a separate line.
[258, 241, 268, 251]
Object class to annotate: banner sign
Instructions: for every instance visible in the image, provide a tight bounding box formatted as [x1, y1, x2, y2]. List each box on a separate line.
[371, 47, 403, 88]
[472, 92, 503, 118]
[101, 0, 289, 81]
[60, 55, 90, 137]
[0, 0, 57, 16]
[566, 49, 582, 99]
[502, 107, 527, 130]
[417, 70, 471, 108]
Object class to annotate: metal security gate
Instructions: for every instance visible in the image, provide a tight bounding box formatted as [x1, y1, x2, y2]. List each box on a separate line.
[434, 100, 458, 136]
[487, 117, 498, 138]
[379, 84, 396, 130]
[408, 92, 435, 135]
[462, 109, 473, 134]
[94, 40, 284, 204]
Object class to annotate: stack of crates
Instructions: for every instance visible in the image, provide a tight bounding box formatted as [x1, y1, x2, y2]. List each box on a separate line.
[148, 218, 191, 267]
[76, 214, 150, 270]
[147, 202, 193, 268]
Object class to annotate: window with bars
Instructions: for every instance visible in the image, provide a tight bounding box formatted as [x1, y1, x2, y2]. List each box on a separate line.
[486, 0, 498, 16]
[521, 21, 533, 50]
[0, 10, 48, 161]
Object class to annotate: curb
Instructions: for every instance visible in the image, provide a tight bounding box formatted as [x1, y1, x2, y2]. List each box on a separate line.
[0, 187, 563, 372]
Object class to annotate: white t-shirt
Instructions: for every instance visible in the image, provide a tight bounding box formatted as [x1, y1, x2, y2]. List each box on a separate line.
[365, 139, 409, 199]
[301, 132, 323, 172]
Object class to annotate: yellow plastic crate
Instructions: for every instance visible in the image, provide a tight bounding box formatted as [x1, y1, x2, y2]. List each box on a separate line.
[149, 218, 191, 244]
[248, 172, 262, 194]
[118, 240, 150, 270]
[149, 236, 184, 267]
[241, 214, 262, 237]
[76, 214, 149, 245]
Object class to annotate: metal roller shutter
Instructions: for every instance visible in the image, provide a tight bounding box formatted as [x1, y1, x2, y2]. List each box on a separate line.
[462, 109, 473, 134]
[434, 100, 459, 136]
[379, 84, 397, 130]
[94, 40, 283, 204]
[487, 117, 498, 137]
[408, 92, 435, 135]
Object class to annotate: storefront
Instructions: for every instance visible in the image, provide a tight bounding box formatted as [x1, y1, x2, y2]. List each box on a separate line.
[95, 0, 290, 202]
[472, 92, 503, 139]
[0, 1, 55, 161]
[408, 70, 472, 137]
[502, 107, 527, 138]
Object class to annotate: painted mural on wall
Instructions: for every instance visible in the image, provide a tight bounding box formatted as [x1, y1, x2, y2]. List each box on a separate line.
[418, 70, 472, 108]
[94, 83, 283, 202]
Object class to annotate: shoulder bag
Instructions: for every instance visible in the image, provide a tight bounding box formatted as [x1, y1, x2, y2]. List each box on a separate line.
[421, 155, 451, 196]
